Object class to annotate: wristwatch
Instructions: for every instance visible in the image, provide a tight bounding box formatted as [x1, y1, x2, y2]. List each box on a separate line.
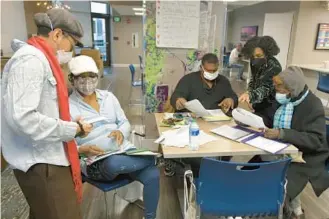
[75, 121, 86, 137]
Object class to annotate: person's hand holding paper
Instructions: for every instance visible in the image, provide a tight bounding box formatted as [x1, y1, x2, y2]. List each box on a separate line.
[218, 98, 234, 113]
[176, 98, 187, 110]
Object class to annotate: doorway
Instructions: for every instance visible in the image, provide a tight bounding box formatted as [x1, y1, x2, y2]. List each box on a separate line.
[91, 1, 111, 66]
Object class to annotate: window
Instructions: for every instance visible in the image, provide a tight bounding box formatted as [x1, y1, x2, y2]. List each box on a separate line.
[91, 2, 108, 14]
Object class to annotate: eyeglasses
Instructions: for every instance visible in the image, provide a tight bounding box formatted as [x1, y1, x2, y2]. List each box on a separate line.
[63, 32, 77, 51]
[75, 72, 98, 78]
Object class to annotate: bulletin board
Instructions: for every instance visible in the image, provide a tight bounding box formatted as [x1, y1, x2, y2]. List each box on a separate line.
[155, 1, 200, 49]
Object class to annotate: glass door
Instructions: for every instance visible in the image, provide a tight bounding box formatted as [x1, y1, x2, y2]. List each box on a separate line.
[92, 16, 110, 66]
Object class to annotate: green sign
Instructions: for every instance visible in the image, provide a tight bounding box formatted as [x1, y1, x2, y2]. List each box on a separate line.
[113, 16, 121, 23]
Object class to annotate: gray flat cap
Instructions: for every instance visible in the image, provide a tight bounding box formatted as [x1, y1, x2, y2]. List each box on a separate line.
[34, 8, 84, 47]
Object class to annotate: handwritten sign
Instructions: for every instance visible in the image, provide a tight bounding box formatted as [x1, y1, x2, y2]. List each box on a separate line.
[156, 1, 200, 49]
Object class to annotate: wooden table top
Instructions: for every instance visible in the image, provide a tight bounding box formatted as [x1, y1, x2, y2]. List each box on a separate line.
[154, 113, 299, 159]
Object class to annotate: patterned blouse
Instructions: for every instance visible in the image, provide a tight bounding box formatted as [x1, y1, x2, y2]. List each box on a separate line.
[248, 56, 282, 105]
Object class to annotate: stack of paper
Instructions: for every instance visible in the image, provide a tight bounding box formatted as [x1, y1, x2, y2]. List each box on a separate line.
[155, 126, 217, 147]
[232, 108, 266, 129]
[184, 99, 231, 121]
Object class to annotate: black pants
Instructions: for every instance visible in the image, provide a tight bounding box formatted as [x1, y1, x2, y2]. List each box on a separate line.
[254, 101, 279, 128]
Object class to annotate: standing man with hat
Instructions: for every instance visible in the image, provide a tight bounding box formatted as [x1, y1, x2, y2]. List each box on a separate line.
[1, 8, 92, 219]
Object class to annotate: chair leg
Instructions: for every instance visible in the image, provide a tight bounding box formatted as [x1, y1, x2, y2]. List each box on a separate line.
[104, 191, 109, 219]
[196, 204, 201, 219]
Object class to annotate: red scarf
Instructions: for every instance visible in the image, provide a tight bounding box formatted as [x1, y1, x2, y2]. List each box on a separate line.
[27, 37, 82, 203]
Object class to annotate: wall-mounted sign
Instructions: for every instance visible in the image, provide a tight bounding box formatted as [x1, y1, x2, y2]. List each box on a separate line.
[315, 23, 329, 50]
[113, 16, 121, 23]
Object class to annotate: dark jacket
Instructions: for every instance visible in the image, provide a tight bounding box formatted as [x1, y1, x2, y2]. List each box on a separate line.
[170, 71, 238, 114]
[281, 90, 329, 199]
[249, 57, 282, 127]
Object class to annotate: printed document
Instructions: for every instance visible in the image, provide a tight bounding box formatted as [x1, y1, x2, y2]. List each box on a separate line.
[184, 100, 231, 121]
[232, 108, 266, 129]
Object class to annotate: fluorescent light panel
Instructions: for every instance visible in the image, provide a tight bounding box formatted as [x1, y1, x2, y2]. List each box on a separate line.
[133, 8, 145, 11]
[135, 12, 144, 16]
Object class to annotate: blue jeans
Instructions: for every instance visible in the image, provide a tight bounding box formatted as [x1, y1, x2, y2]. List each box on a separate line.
[97, 155, 159, 219]
[230, 63, 244, 79]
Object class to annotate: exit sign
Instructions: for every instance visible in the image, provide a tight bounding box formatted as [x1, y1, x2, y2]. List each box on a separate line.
[113, 16, 121, 22]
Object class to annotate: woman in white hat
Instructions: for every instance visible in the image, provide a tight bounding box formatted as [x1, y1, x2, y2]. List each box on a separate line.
[68, 55, 159, 219]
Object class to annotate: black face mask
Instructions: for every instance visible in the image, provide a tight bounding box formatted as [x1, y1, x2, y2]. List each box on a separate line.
[251, 58, 266, 67]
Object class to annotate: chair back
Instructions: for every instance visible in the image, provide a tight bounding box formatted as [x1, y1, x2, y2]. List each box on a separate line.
[317, 73, 329, 94]
[197, 157, 291, 217]
[326, 120, 329, 146]
[129, 64, 136, 85]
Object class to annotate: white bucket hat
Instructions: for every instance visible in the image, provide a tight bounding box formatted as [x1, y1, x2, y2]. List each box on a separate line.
[68, 55, 99, 76]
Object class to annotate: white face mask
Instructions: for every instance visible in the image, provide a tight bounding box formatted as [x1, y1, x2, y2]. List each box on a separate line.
[46, 15, 74, 65]
[202, 67, 219, 81]
[57, 50, 73, 64]
[74, 77, 98, 96]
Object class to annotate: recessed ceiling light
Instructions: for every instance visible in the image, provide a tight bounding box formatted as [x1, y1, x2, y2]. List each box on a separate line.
[133, 8, 145, 11]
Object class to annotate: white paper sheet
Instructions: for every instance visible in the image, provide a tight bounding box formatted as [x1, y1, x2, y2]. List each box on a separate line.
[246, 136, 288, 154]
[184, 100, 229, 121]
[184, 99, 210, 117]
[232, 108, 266, 129]
[211, 125, 251, 140]
[157, 126, 217, 148]
[84, 116, 109, 124]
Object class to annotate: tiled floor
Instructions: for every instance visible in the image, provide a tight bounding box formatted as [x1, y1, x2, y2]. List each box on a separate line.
[1, 67, 329, 219]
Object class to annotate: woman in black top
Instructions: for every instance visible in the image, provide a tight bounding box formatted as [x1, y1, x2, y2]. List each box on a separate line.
[239, 36, 282, 128]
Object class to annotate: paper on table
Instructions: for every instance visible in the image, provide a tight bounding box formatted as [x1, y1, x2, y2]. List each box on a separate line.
[211, 125, 251, 140]
[232, 108, 266, 129]
[158, 126, 217, 147]
[246, 136, 288, 154]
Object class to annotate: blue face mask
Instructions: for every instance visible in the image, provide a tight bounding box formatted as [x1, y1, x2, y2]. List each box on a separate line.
[275, 93, 291, 104]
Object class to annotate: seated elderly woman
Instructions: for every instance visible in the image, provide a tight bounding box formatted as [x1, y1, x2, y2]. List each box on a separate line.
[68, 55, 159, 219]
[264, 66, 329, 219]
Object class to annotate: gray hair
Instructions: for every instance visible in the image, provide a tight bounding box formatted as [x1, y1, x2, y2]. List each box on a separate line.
[278, 66, 306, 97]
[236, 43, 242, 47]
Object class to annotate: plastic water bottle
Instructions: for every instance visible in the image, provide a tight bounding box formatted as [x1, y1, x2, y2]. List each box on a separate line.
[189, 119, 200, 150]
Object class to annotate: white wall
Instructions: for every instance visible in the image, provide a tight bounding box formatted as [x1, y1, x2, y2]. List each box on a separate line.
[66, 1, 93, 47]
[291, 1, 329, 65]
[1, 1, 27, 56]
[227, 1, 300, 45]
[112, 16, 143, 65]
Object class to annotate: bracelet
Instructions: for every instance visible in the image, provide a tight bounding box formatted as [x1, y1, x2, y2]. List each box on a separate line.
[75, 121, 85, 137]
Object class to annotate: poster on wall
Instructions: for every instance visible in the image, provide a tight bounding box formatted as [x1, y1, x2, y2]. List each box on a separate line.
[315, 23, 329, 50]
[155, 84, 169, 112]
[240, 26, 258, 42]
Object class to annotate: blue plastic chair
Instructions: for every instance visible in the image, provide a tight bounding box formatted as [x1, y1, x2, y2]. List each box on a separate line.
[129, 64, 142, 87]
[196, 157, 291, 218]
[326, 117, 329, 172]
[82, 174, 140, 219]
[316, 72, 329, 107]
